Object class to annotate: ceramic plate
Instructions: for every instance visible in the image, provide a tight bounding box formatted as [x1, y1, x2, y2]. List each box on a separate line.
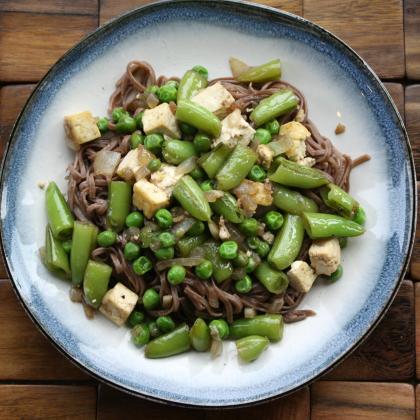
[0, 0, 415, 407]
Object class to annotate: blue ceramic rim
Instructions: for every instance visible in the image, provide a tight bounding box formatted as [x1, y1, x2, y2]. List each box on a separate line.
[0, 0, 416, 408]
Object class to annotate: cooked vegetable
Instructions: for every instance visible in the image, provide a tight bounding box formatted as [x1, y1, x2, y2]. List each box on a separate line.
[255, 262, 288, 294]
[190, 318, 211, 352]
[83, 260, 112, 308]
[320, 183, 359, 218]
[211, 192, 244, 223]
[199, 144, 232, 179]
[145, 324, 191, 358]
[237, 59, 281, 83]
[178, 69, 208, 101]
[46, 182, 74, 240]
[43, 226, 71, 278]
[236, 335, 269, 363]
[273, 185, 319, 214]
[107, 181, 132, 232]
[230, 314, 284, 342]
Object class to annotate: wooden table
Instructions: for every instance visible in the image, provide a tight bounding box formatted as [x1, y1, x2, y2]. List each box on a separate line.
[0, 1, 419, 418]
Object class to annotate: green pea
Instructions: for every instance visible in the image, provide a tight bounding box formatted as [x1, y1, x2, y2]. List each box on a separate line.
[127, 310, 145, 328]
[264, 210, 284, 231]
[125, 211, 144, 228]
[190, 167, 205, 180]
[148, 158, 162, 172]
[246, 257, 257, 273]
[235, 275, 253, 294]
[193, 133, 212, 153]
[248, 165, 267, 182]
[124, 242, 141, 261]
[219, 241, 238, 260]
[329, 265, 343, 282]
[97, 230, 117, 247]
[247, 237, 270, 258]
[97, 117, 109, 133]
[188, 221, 206, 236]
[263, 119, 280, 135]
[179, 122, 197, 136]
[166, 80, 179, 88]
[167, 265, 186, 285]
[116, 115, 137, 134]
[159, 232, 176, 248]
[154, 246, 175, 260]
[143, 288, 160, 310]
[233, 250, 249, 268]
[338, 237, 348, 249]
[148, 321, 161, 338]
[195, 259, 213, 280]
[112, 107, 127, 122]
[254, 128, 272, 144]
[155, 209, 173, 228]
[353, 207, 366, 226]
[132, 324, 150, 347]
[133, 256, 153, 275]
[134, 112, 144, 130]
[144, 133, 164, 155]
[62, 239, 72, 254]
[209, 319, 229, 339]
[156, 315, 176, 333]
[157, 84, 177, 103]
[239, 218, 259, 237]
[192, 65, 209, 80]
[130, 132, 144, 149]
[200, 180, 214, 192]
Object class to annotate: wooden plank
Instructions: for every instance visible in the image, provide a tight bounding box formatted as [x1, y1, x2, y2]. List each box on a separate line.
[384, 82, 404, 119]
[0, 12, 97, 82]
[0, 385, 96, 419]
[416, 385, 420, 420]
[99, 0, 302, 24]
[416, 283, 420, 379]
[325, 280, 414, 381]
[0, 0, 98, 15]
[311, 381, 415, 419]
[303, 0, 404, 79]
[405, 0, 420, 80]
[0, 280, 89, 380]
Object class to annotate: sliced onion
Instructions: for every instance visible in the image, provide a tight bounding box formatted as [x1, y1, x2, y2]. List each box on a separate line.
[229, 57, 251, 79]
[122, 227, 141, 244]
[204, 190, 224, 203]
[156, 257, 204, 271]
[135, 165, 150, 181]
[268, 138, 293, 156]
[146, 93, 159, 108]
[162, 295, 173, 308]
[171, 217, 195, 239]
[190, 247, 206, 259]
[175, 156, 197, 176]
[93, 150, 121, 177]
[244, 307, 257, 319]
[69, 286, 83, 303]
[210, 325, 223, 358]
[82, 301, 95, 319]
[268, 297, 284, 314]
[208, 220, 220, 240]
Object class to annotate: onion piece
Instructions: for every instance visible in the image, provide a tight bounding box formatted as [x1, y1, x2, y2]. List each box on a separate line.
[208, 220, 220, 240]
[162, 295, 173, 308]
[146, 93, 159, 108]
[244, 307, 257, 319]
[229, 57, 251, 79]
[93, 150, 121, 177]
[171, 217, 195, 239]
[135, 165, 150, 180]
[268, 138, 293, 156]
[69, 286, 83, 303]
[175, 156, 197, 176]
[156, 257, 204, 271]
[204, 190, 224, 203]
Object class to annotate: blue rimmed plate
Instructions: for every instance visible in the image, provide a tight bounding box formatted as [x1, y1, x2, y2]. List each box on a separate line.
[0, 0, 415, 407]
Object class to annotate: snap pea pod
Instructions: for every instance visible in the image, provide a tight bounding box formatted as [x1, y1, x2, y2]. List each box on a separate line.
[236, 335, 270, 363]
[107, 181, 132, 232]
[269, 157, 329, 189]
[303, 212, 365, 239]
[250, 90, 298, 127]
[46, 182, 74, 240]
[320, 183, 359, 218]
[230, 314, 284, 342]
[177, 234, 207, 257]
[254, 261, 289, 294]
[83, 260, 112, 308]
[273, 185, 318, 214]
[268, 214, 304, 270]
[43, 226, 71, 278]
[70, 221, 98, 285]
[199, 144, 232, 179]
[216, 145, 257, 191]
[173, 175, 212, 221]
[144, 324, 191, 358]
[162, 139, 197, 165]
[176, 100, 221, 137]
[190, 318, 211, 352]
[177, 69, 208, 101]
[203, 241, 233, 283]
[211, 192, 244, 224]
[237, 59, 281, 83]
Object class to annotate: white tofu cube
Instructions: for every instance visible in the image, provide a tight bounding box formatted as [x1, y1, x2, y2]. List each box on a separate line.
[99, 283, 138, 326]
[309, 238, 341, 276]
[278, 121, 311, 162]
[214, 109, 255, 148]
[191, 82, 235, 118]
[150, 164, 182, 196]
[116, 145, 154, 183]
[142, 103, 181, 139]
[297, 157, 316, 167]
[64, 111, 101, 150]
[287, 260, 317, 293]
[133, 179, 170, 218]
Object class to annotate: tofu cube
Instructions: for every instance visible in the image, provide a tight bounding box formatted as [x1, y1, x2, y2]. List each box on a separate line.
[150, 164, 182, 196]
[99, 282, 138, 326]
[64, 111, 101, 149]
[278, 121, 311, 162]
[297, 157, 316, 167]
[142, 103, 181, 139]
[116, 145, 154, 183]
[257, 144, 274, 169]
[287, 261, 317, 293]
[309, 238, 341, 276]
[214, 109, 255, 148]
[133, 179, 170, 218]
[191, 82, 235, 118]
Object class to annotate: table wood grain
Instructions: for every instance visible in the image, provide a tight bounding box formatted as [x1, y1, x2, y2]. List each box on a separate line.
[0, 0, 418, 418]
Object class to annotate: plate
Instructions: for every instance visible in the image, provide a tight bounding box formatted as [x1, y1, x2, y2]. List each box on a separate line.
[0, 0, 415, 407]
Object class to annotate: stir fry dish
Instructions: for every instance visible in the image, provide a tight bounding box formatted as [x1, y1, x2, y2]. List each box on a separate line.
[41, 58, 369, 362]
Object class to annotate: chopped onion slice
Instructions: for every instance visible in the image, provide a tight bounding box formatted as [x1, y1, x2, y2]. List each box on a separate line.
[244, 307, 257, 319]
[162, 295, 173, 308]
[93, 150, 121, 177]
[175, 156, 197, 176]
[208, 220, 220, 240]
[146, 93, 159, 108]
[69, 286, 83, 303]
[156, 257, 203, 271]
[204, 190, 224, 202]
[171, 217, 195, 239]
[268, 138, 294, 156]
[229, 57, 251, 79]
[135, 165, 150, 180]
